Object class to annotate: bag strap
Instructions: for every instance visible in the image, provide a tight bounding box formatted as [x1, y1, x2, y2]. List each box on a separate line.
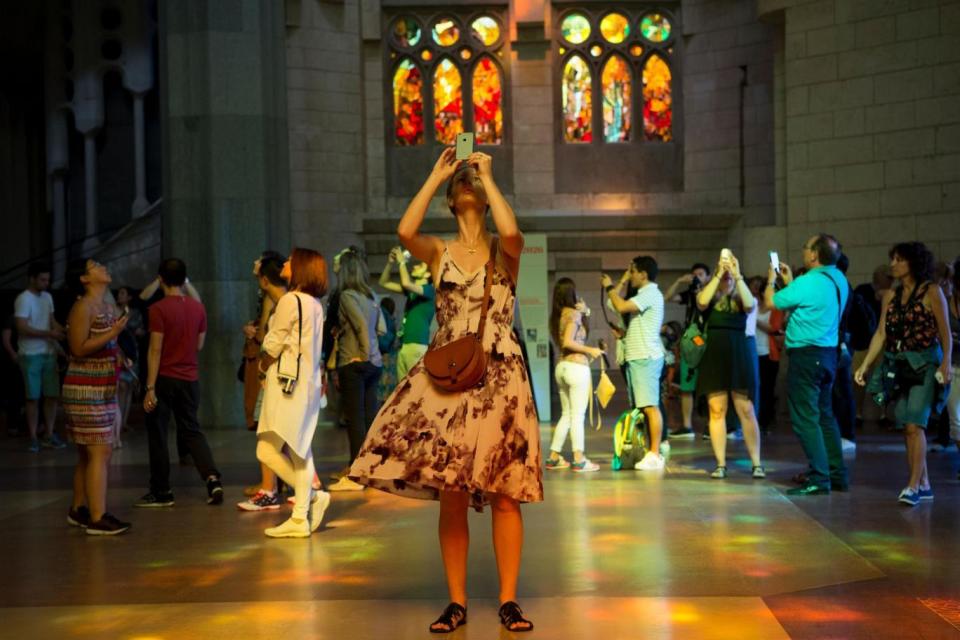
[275, 293, 303, 380]
[474, 238, 498, 341]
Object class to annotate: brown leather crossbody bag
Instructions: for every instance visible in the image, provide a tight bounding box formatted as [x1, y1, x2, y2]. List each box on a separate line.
[423, 241, 497, 392]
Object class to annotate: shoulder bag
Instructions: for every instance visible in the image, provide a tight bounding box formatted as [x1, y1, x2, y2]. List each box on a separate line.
[423, 241, 497, 392]
[276, 294, 303, 395]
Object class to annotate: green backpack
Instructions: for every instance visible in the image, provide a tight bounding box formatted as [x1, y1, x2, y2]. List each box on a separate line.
[680, 314, 707, 368]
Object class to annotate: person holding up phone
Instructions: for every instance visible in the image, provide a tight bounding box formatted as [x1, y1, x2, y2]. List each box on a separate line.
[694, 250, 764, 479]
[349, 147, 541, 633]
[378, 246, 436, 380]
[546, 278, 604, 472]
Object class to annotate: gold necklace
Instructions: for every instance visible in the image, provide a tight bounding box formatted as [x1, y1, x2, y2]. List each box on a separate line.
[459, 234, 486, 254]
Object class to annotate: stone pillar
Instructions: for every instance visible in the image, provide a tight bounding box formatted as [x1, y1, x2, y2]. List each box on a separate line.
[83, 133, 99, 251]
[159, 0, 291, 427]
[131, 92, 149, 215]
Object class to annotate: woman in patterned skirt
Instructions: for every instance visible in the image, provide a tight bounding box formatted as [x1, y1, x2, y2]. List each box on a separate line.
[62, 259, 131, 535]
[350, 148, 542, 633]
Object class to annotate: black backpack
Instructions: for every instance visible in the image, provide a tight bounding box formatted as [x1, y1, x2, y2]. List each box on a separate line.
[847, 290, 878, 351]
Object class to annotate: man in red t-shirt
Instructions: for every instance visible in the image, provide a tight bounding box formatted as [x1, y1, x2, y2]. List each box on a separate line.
[135, 258, 223, 507]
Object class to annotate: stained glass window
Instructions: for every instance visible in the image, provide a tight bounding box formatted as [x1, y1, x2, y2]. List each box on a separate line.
[602, 55, 631, 142]
[392, 17, 421, 47]
[393, 58, 423, 146]
[554, 8, 678, 147]
[642, 55, 672, 141]
[433, 18, 460, 46]
[640, 14, 671, 43]
[600, 13, 630, 44]
[561, 13, 591, 44]
[471, 16, 500, 46]
[473, 56, 502, 144]
[433, 58, 463, 144]
[562, 55, 592, 143]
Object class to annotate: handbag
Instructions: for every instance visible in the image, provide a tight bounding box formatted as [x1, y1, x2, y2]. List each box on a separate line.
[423, 241, 497, 392]
[589, 353, 617, 430]
[276, 294, 303, 395]
[680, 310, 708, 369]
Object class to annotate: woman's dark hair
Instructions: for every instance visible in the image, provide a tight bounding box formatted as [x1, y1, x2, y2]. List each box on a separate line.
[953, 257, 960, 296]
[258, 254, 287, 288]
[380, 297, 396, 315]
[550, 277, 588, 346]
[65, 258, 90, 298]
[288, 247, 328, 298]
[889, 242, 934, 284]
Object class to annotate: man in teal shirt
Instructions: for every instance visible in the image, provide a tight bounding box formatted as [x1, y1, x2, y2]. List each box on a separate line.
[765, 234, 849, 495]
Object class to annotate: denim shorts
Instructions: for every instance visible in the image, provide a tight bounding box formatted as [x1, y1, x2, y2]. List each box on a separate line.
[20, 353, 60, 400]
[627, 358, 664, 409]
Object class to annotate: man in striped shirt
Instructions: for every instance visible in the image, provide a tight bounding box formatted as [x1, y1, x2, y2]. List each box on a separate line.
[602, 255, 666, 471]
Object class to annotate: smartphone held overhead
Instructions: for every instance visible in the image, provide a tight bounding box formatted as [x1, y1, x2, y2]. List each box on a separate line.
[455, 132, 474, 160]
[769, 251, 780, 273]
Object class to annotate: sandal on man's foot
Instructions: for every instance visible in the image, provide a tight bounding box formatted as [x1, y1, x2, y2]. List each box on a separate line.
[498, 601, 533, 632]
[429, 602, 467, 634]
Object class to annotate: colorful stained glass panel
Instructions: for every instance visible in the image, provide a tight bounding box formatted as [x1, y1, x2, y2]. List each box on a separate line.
[562, 55, 592, 143]
[630, 44, 644, 57]
[642, 55, 672, 141]
[640, 13, 672, 43]
[600, 13, 630, 44]
[471, 16, 500, 46]
[602, 55, 631, 142]
[590, 44, 602, 57]
[433, 18, 460, 46]
[392, 17, 421, 47]
[561, 13, 591, 44]
[433, 58, 463, 144]
[473, 56, 503, 145]
[393, 58, 423, 146]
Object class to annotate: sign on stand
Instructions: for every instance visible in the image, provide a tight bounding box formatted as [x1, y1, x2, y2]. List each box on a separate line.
[516, 234, 550, 423]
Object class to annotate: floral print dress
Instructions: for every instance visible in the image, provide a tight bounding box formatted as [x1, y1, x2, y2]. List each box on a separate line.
[350, 240, 543, 511]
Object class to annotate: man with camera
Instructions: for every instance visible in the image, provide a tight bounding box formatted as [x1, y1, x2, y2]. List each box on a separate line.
[378, 246, 435, 380]
[603, 255, 667, 471]
[765, 234, 849, 495]
[663, 263, 711, 438]
[137, 258, 223, 508]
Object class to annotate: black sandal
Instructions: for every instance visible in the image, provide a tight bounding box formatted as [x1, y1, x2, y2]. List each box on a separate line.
[429, 602, 467, 634]
[498, 601, 534, 632]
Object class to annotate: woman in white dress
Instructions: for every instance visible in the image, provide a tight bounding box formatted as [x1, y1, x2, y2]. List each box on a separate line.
[256, 248, 332, 538]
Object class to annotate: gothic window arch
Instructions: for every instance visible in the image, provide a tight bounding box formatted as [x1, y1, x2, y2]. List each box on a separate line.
[552, 5, 682, 193]
[386, 12, 509, 151]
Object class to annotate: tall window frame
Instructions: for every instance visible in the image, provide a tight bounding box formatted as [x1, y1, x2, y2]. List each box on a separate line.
[384, 7, 513, 196]
[552, 4, 683, 193]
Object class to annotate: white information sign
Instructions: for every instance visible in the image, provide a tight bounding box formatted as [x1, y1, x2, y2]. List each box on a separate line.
[516, 233, 550, 423]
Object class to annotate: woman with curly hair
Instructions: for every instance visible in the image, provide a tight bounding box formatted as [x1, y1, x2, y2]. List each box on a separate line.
[855, 242, 953, 506]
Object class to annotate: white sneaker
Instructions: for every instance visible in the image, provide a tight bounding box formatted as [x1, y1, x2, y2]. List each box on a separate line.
[310, 491, 331, 532]
[328, 477, 365, 492]
[659, 441, 671, 462]
[841, 438, 856, 452]
[264, 516, 310, 538]
[634, 452, 665, 471]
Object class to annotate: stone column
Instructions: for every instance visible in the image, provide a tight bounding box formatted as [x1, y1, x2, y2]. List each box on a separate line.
[82, 133, 99, 251]
[131, 92, 149, 215]
[159, 0, 291, 427]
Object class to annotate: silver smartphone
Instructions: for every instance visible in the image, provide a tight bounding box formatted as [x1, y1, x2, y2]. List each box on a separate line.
[455, 132, 474, 161]
[769, 251, 780, 273]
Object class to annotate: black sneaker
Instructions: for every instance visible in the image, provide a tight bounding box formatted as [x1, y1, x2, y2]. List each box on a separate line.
[134, 492, 175, 508]
[86, 513, 131, 536]
[207, 477, 224, 505]
[669, 427, 696, 439]
[67, 505, 92, 528]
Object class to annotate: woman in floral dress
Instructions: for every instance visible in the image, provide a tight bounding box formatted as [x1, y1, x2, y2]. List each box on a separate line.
[350, 148, 542, 633]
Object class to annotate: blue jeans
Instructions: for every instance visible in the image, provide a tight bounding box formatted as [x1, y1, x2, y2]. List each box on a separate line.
[786, 347, 847, 488]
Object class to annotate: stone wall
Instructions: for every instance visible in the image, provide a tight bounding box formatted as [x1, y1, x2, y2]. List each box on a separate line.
[286, 0, 366, 261]
[758, 0, 960, 284]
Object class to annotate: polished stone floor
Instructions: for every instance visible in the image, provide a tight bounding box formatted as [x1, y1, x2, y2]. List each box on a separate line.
[2, 409, 959, 639]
